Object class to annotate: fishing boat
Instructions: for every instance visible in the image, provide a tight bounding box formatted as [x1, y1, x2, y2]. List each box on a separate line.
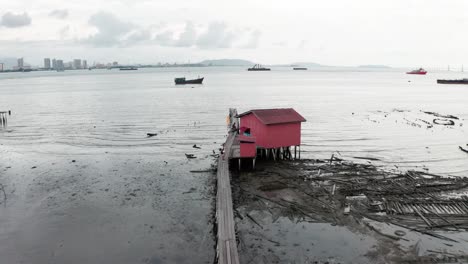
[247, 64, 270, 71]
[120, 66, 138, 71]
[174, 77, 204, 85]
[437, 78, 468, 84]
[406, 68, 427, 75]
[293, 67, 308, 70]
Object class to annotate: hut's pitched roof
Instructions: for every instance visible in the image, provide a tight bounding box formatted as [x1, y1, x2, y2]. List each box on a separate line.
[237, 108, 306, 125]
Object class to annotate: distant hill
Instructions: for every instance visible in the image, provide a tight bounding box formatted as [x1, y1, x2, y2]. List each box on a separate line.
[358, 65, 391, 69]
[199, 59, 254, 66]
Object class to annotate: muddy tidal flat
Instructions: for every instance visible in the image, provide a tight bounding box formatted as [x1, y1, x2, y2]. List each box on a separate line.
[1, 67, 468, 263]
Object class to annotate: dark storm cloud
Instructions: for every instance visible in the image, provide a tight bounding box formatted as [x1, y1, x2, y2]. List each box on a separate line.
[49, 9, 69, 19]
[84, 11, 135, 46]
[1, 12, 32, 28]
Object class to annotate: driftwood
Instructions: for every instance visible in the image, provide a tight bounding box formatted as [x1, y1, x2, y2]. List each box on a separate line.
[423, 111, 459, 120]
[246, 213, 263, 229]
[459, 146, 468, 154]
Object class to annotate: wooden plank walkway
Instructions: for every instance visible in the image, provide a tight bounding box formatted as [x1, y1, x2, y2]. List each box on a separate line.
[216, 110, 240, 264]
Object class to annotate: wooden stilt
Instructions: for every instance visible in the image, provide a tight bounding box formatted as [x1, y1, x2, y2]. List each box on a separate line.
[252, 158, 256, 169]
[299, 145, 301, 159]
[294, 146, 297, 159]
[238, 159, 241, 170]
[272, 149, 276, 161]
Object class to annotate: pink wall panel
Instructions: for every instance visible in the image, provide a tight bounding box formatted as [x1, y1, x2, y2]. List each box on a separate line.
[239, 114, 301, 148]
[240, 143, 256, 157]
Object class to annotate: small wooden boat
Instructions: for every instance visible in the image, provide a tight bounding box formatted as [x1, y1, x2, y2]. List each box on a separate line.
[293, 67, 308, 70]
[247, 64, 270, 71]
[437, 79, 468, 84]
[406, 68, 427, 75]
[174, 77, 204, 85]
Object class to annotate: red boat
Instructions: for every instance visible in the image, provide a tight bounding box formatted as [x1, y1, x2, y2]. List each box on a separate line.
[406, 68, 427, 75]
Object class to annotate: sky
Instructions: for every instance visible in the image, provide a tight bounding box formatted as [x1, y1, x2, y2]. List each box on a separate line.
[1, 0, 468, 67]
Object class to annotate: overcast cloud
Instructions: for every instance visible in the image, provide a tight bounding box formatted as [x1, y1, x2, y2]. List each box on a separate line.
[1, 0, 468, 66]
[85, 11, 135, 47]
[49, 9, 69, 19]
[1, 12, 31, 28]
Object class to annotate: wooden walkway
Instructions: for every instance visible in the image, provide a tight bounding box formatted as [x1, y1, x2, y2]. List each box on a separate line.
[215, 110, 240, 264]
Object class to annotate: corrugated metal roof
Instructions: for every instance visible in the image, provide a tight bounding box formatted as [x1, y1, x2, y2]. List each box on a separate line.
[237, 108, 306, 125]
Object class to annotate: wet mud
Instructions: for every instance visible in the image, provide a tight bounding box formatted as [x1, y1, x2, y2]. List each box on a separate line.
[0, 151, 216, 264]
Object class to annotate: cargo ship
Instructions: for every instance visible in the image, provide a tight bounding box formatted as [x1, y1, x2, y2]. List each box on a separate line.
[406, 68, 427, 75]
[437, 78, 468, 84]
[120, 66, 138, 71]
[247, 64, 270, 71]
[174, 77, 204, 85]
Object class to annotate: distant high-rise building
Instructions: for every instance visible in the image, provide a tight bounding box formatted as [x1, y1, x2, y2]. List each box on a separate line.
[112, 61, 118, 66]
[17, 58, 24, 69]
[56, 60, 64, 71]
[0, 63, 4, 71]
[73, 59, 82, 69]
[44, 58, 51, 69]
[83, 60, 87, 69]
[52, 59, 57, 70]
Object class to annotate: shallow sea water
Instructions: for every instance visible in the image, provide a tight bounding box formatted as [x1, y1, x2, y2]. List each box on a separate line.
[0, 67, 467, 263]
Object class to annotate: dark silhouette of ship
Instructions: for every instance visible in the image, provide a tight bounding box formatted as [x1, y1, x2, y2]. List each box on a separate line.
[437, 78, 468, 84]
[247, 64, 270, 71]
[174, 77, 204, 85]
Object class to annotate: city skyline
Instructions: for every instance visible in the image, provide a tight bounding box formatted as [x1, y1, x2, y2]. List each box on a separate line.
[1, 0, 468, 67]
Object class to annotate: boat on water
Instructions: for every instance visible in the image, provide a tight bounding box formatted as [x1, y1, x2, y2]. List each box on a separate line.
[174, 77, 204, 85]
[437, 78, 468, 84]
[293, 67, 308, 70]
[247, 64, 270, 71]
[120, 66, 138, 71]
[406, 68, 427, 75]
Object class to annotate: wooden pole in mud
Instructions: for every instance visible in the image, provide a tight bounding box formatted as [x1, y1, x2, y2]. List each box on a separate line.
[299, 145, 301, 159]
[294, 146, 297, 159]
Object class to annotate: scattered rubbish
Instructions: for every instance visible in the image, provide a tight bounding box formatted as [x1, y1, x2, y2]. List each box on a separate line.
[433, 119, 455, 126]
[394, 230, 406, 236]
[343, 204, 350, 215]
[193, 144, 201, 149]
[364, 109, 463, 129]
[185, 153, 196, 159]
[146, 133, 158, 137]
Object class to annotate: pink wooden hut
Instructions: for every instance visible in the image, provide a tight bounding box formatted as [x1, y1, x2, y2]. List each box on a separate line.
[236, 108, 306, 160]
